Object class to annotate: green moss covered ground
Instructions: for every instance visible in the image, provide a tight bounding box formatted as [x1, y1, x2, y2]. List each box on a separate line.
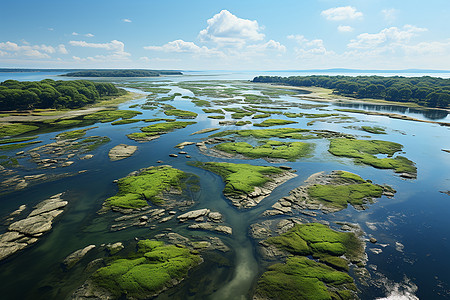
[83, 110, 142, 123]
[192, 162, 283, 197]
[0, 140, 41, 151]
[127, 121, 196, 142]
[328, 139, 416, 175]
[214, 140, 314, 161]
[254, 119, 298, 127]
[105, 165, 188, 209]
[361, 126, 386, 134]
[209, 128, 311, 139]
[55, 127, 96, 140]
[0, 123, 39, 138]
[91, 240, 201, 298]
[164, 109, 198, 119]
[256, 223, 361, 300]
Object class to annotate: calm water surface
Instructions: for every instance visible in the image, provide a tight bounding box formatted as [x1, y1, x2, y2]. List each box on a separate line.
[0, 71, 449, 299]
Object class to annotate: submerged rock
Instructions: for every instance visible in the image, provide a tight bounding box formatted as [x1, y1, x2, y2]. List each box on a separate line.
[108, 144, 137, 161]
[0, 193, 67, 261]
[63, 245, 96, 269]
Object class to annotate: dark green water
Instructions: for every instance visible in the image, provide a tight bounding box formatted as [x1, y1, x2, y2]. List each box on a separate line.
[0, 71, 449, 299]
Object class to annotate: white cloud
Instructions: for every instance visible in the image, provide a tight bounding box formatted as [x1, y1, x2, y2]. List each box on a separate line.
[402, 39, 450, 55]
[144, 39, 223, 57]
[85, 33, 94, 37]
[247, 40, 286, 52]
[122, 18, 132, 23]
[338, 25, 354, 33]
[72, 32, 79, 36]
[69, 40, 131, 60]
[382, 9, 397, 23]
[198, 10, 264, 47]
[288, 35, 334, 57]
[321, 6, 363, 21]
[0, 41, 55, 58]
[348, 25, 427, 49]
[57, 44, 68, 54]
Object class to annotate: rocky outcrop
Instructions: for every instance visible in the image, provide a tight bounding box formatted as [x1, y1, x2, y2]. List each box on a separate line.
[177, 209, 210, 222]
[228, 171, 298, 209]
[0, 193, 67, 261]
[63, 245, 96, 269]
[108, 144, 138, 161]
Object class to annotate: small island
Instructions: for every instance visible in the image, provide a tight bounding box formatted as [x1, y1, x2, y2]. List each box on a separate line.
[62, 69, 182, 77]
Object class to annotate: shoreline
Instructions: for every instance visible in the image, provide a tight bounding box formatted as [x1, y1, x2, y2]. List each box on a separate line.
[263, 83, 450, 112]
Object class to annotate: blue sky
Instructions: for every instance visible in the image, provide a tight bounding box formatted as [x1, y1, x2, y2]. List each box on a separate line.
[0, 0, 449, 70]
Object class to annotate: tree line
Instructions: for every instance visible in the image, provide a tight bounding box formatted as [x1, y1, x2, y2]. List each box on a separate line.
[0, 79, 125, 111]
[62, 69, 182, 77]
[252, 75, 450, 108]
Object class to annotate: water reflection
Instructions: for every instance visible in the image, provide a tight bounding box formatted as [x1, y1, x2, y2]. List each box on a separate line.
[334, 103, 448, 120]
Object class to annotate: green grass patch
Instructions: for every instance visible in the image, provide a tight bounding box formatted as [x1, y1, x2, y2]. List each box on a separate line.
[164, 109, 198, 119]
[202, 108, 224, 114]
[105, 165, 188, 209]
[111, 119, 142, 125]
[0, 140, 41, 151]
[84, 110, 142, 123]
[91, 240, 201, 298]
[329, 138, 416, 175]
[0, 123, 39, 138]
[209, 128, 310, 139]
[208, 115, 225, 119]
[361, 126, 386, 134]
[55, 127, 96, 140]
[139, 121, 196, 134]
[255, 256, 354, 300]
[214, 140, 314, 161]
[0, 136, 38, 145]
[192, 162, 283, 197]
[191, 99, 210, 107]
[254, 119, 298, 127]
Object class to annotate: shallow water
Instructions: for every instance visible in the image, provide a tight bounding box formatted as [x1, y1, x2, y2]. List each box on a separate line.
[0, 71, 449, 299]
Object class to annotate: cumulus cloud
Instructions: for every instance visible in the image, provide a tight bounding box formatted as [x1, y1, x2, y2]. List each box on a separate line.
[122, 18, 132, 23]
[247, 40, 286, 52]
[321, 6, 363, 21]
[72, 32, 79, 36]
[0, 41, 55, 58]
[338, 25, 354, 33]
[57, 44, 68, 54]
[288, 35, 334, 57]
[348, 25, 427, 49]
[144, 39, 223, 57]
[85, 33, 94, 37]
[198, 10, 264, 47]
[69, 40, 131, 60]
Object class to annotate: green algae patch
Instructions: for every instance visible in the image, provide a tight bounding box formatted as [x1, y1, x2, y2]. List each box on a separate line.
[361, 126, 386, 134]
[105, 165, 188, 209]
[252, 113, 271, 119]
[127, 121, 196, 142]
[254, 118, 298, 127]
[55, 126, 97, 140]
[255, 256, 355, 300]
[164, 109, 198, 119]
[214, 140, 314, 161]
[0, 136, 38, 144]
[209, 128, 310, 139]
[193, 162, 283, 197]
[69, 136, 111, 152]
[266, 223, 361, 259]
[111, 119, 142, 125]
[202, 108, 224, 114]
[328, 138, 416, 176]
[83, 110, 142, 123]
[91, 240, 202, 299]
[308, 183, 383, 211]
[208, 115, 225, 119]
[0, 123, 39, 138]
[0, 140, 41, 151]
[140, 121, 196, 134]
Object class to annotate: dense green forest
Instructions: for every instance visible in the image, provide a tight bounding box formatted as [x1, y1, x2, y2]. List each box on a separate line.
[0, 79, 125, 111]
[62, 69, 182, 77]
[253, 75, 450, 108]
